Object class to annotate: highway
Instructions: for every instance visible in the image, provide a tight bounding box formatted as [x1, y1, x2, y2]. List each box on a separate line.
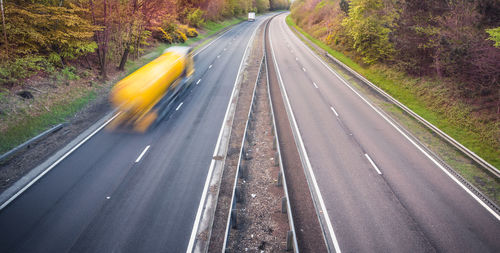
[268, 13, 500, 252]
[0, 15, 270, 252]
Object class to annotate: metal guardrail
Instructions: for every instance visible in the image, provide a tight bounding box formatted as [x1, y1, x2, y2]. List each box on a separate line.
[264, 51, 299, 252]
[221, 18, 298, 252]
[323, 53, 500, 179]
[0, 123, 66, 163]
[221, 53, 264, 252]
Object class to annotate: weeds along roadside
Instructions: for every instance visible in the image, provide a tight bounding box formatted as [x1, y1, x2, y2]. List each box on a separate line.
[0, 17, 245, 156]
[285, 15, 500, 205]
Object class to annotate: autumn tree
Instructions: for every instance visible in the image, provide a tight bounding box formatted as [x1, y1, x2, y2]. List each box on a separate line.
[342, 0, 398, 64]
[0, 2, 98, 62]
[1, 0, 7, 57]
[269, 0, 290, 10]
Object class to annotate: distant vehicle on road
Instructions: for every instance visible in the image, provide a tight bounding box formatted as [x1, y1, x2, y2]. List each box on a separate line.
[109, 46, 195, 132]
[248, 12, 255, 21]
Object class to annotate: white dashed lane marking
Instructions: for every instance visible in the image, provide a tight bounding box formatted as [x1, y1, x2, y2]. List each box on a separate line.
[135, 145, 151, 163]
[330, 106, 339, 117]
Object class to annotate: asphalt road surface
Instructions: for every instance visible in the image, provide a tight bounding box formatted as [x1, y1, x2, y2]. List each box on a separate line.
[268, 13, 500, 252]
[0, 15, 270, 253]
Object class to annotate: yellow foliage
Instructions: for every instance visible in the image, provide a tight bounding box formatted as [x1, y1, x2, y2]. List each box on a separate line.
[158, 27, 173, 43]
[177, 31, 187, 43]
[186, 28, 198, 38]
[178, 24, 198, 38]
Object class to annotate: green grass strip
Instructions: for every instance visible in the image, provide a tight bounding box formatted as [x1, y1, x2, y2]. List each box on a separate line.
[0, 90, 97, 154]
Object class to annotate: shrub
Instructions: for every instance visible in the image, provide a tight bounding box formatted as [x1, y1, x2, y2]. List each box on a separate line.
[158, 27, 174, 43]
[0, 56, 54, 86]
[61, 66, 79, 81]
[178, 25, 198, 38]
[176, 31, 187, 43]
[187, 8, 205, 28]
[186, 28, 198, 38]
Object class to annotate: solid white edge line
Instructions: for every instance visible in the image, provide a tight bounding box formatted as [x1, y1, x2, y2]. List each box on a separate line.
[135, 145, 151, 163]
[313, 82, 318, 89]
[269, 17, 342, 253]
[0, 113, 120, 210]
[175, 102, 184, 111]
[196, 79, 201, 85]
[365, 154, 382, 175]
[281, 15, 500, 221]
[186, 17, 261, 253]
[330, 106, 339, 117]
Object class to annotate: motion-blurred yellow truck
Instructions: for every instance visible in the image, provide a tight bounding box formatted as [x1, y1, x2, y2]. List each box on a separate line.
[109, 46, 195, 132]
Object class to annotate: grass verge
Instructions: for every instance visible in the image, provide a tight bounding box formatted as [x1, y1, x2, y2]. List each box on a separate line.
[286, 15, 500, 170]
[0, 17, 245, 155]
[0, 88, 97, 154]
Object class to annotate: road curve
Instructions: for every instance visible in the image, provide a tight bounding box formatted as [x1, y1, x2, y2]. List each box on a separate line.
[269, 13, 500, 252]
[0, 15, 270, 253]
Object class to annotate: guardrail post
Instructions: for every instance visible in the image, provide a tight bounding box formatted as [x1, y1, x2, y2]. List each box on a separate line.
[277, 171, 282, 187]
[239, 163, 246, 179]
[281, 197, 287, 214]
[235, 186, 242, 203]
[274, 152, 279, 167]
[245, 132, 252, 144]
[286, 231, 293, 251]
[272, 138, 277, 150]
[231, 209, 237, 229]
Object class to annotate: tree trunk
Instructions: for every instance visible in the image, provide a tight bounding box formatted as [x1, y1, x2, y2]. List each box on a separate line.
[84, 55, 93, 69]
[0, 0, 8, 57]
[89, 0, 103, 73]
[118, 45, 130, 71]
[118, 0, 139, 71]
[101, 0, 108, 80]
